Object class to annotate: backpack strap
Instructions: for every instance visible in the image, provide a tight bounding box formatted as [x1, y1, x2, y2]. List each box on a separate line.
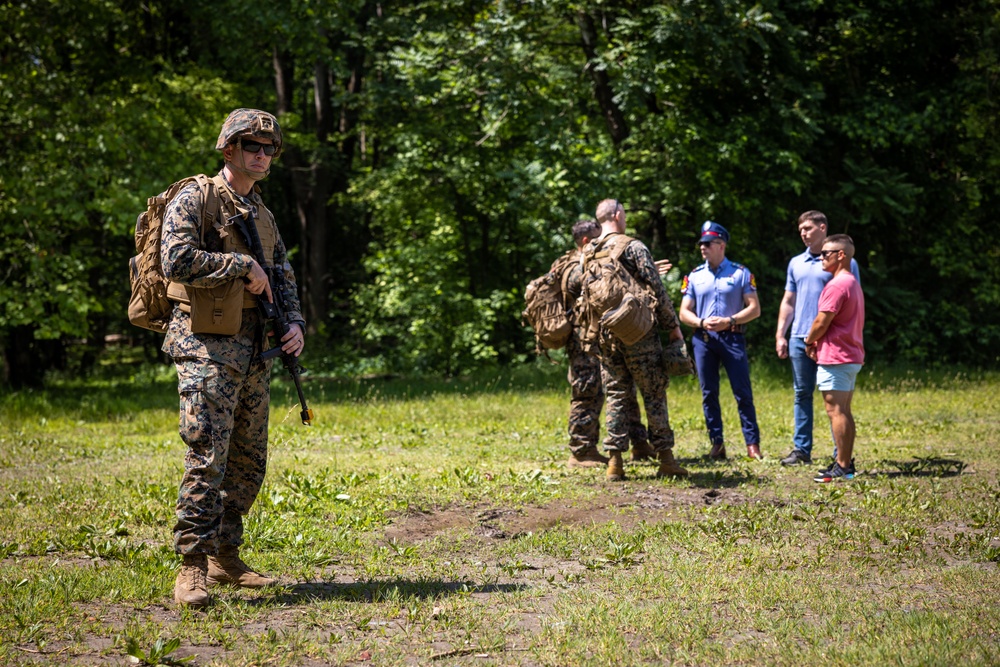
[161, 174, 218, 249]
[609, 234, 634, 261]
[209, 173, 239, 214]
[590, 233, 634, 262]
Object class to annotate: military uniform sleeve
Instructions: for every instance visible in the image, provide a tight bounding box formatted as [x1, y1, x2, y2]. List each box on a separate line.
[161, 182, 255, 288]
[565, 262, 583, 302]
[272, 231, 306, 328]
[624, 240, 681, 331]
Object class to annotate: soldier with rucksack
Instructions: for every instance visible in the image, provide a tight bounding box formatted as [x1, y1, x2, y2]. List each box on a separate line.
[523, 220, 651, 469]
[579, 199, 688, 481]
[159, 108, 306, 607]
[561, 220, 652, 469]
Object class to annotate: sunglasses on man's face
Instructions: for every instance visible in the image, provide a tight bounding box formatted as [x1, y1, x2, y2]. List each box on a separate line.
[239, 138, 277, 156]
[820, 249, 842, 258]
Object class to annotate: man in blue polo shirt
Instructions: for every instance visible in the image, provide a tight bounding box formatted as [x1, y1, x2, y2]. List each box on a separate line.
[679, 221, 763, 460]
[775, 211, 861, 468]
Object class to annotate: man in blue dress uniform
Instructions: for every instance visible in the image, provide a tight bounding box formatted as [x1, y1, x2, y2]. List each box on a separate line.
[679, 221, 763, 460]
[774, 211, 861, 468]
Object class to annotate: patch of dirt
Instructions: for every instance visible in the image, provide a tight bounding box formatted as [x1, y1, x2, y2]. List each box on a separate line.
[383, 507, 477, 543]
[383, 486, 747, 546]
[9, 470, 998, 666]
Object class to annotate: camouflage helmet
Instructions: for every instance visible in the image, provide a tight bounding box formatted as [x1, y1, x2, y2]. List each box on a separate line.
[215, 108, 282, 157]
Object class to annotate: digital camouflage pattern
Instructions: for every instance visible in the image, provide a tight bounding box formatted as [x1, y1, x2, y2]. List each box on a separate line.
[565, 259, 648, 453]
[586, 237, 680, 453]
[173, 339, 270, 554]
[662, 337, 695, 377]
[566, 333, 603, 453]
[612, 238, 681, 333]
[215, 108, 282, 156]
[600, 329, 674, 453]
[162, 170, 303, 555]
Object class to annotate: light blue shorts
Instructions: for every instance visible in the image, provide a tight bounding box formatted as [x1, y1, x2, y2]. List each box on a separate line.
[817, 363, 862, 392]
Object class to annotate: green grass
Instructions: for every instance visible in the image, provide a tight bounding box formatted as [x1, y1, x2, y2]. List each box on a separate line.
[0, 362, 998, 665]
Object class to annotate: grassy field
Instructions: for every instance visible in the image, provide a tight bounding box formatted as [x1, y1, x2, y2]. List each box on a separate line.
[0, 360, 998, 666]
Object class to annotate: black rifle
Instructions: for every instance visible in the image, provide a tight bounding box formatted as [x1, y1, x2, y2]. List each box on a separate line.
[230, 209, 314, 426]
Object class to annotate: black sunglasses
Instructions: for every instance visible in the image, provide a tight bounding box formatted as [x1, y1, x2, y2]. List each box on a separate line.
[820, 249, 842, 258]
[239, 138, 277, 156]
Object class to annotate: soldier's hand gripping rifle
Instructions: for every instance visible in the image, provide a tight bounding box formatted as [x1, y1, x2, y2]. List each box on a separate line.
[230, 209, 314, 426]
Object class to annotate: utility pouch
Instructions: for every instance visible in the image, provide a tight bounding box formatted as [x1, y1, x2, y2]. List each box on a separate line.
[177, 281, 245, 335]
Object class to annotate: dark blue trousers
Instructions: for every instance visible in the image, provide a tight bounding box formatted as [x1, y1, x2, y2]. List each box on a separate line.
[692, 330, 760, 446]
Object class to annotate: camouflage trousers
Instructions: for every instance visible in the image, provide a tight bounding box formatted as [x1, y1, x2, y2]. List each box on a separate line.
[173, 355, 271, 555]
[568, 341, 647, 454]
[598, 329, 674, 453]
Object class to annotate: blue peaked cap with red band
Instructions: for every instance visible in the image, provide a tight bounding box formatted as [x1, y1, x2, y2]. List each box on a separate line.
[699, 220, 729, 244]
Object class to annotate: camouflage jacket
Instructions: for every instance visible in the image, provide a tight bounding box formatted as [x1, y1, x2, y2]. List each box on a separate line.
[160, 170, 304, 368]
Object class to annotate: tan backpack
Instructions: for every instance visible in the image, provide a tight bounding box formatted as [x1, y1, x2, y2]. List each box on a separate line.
[128, 175, 219, 332]
[522, 250, 579, 353]
[579, 234, 657, 351]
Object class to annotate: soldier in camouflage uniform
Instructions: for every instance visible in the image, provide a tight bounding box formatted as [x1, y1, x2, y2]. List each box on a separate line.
[564, 220, 652, 469]
[162, 108, 306, 608]
[588, 199, 689, 481]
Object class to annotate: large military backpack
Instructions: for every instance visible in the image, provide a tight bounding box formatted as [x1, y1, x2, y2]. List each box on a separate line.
[128, 175, 220, 333]
[522, 250, 579, 353]
[578, 234, 657, 351]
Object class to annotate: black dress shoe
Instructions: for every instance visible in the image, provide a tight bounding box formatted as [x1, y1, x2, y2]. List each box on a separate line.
[780, 449, 812, 466]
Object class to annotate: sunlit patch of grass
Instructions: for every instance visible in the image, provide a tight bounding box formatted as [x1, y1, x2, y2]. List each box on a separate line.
[0, 363, 998, 665]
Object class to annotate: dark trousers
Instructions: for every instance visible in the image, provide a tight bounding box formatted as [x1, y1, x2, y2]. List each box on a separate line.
[692, 330, 760, 446]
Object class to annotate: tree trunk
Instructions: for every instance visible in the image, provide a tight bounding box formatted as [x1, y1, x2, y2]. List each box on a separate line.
[576, 10, 629, 146]
[273, 46, 331, 333]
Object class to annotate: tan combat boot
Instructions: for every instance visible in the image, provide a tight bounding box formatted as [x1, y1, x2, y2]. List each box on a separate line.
[631, 439, 655, 462]
[656, 448, 689, 478]
[207, 546, 276, 588]
[567, 447, 610, 468]
[174, 554, 210, 608]
[606, 452, 625, 482]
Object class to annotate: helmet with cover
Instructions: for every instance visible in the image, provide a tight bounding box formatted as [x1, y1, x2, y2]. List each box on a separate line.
[215, 108, 282, 158]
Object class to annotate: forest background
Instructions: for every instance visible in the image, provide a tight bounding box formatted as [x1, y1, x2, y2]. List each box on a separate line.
[3, 0, 1000, 388]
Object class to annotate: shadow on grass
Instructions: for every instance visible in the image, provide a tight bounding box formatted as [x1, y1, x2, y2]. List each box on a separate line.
[873, 457, 968, 478]
[687, 472, 767, 489]
[261, 579, 527, 605]
[670, 460, 764, 489]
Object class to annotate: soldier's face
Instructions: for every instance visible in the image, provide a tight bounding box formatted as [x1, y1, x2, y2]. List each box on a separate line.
[226, 135, 274, 175]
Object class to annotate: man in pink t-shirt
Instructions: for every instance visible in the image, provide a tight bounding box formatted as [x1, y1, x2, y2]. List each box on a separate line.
[804, 234, 865, 482]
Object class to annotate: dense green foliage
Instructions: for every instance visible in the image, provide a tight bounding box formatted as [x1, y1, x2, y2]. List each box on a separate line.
[3, 0, 999, 385]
